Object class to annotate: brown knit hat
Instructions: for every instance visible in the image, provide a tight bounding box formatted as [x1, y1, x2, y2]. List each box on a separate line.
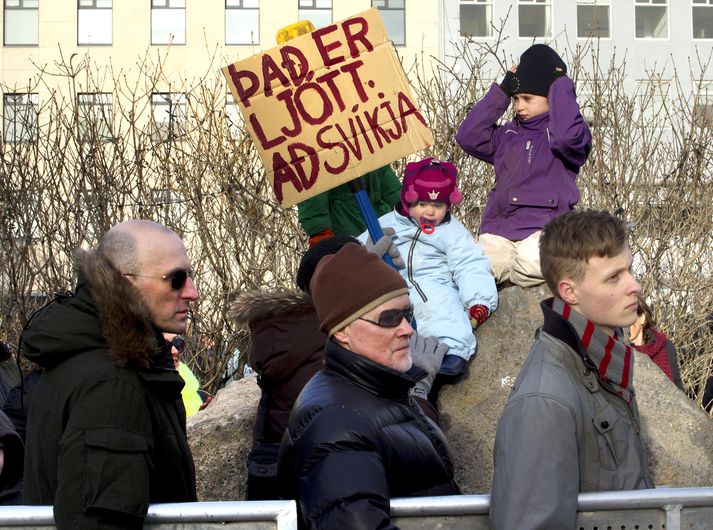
[310, 243, 409, 336]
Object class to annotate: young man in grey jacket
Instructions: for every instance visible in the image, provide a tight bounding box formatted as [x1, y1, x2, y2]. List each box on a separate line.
[490, 210, 654, 530]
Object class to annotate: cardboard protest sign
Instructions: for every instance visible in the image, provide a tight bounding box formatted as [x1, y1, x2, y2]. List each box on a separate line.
[222, 8, 434, 208]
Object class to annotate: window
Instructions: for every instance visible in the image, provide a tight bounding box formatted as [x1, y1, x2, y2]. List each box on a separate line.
[636, 79, 670, 127]
[78, 0, 112, 45]
[3, 93, 38, 143]
[151, 0, 186, 45]
[694, 81, 713, 128]
[226, 94, 244, 139]
[518, 0, 552, 38]
[298, 0, 331, 29]
[78, 93, 112, 142]
[635, 0, 668, 39]
[577, 0, 610, 38]
[372, 0, 404, 45]
[693, 0, 713, 39]
[151, 92, 186, 141]
[4, 0, 38, 46]
[226, 0, 259, 45]
[459, 0, 493, 38]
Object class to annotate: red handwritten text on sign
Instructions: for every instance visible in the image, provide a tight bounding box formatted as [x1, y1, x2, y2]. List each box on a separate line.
[222, 9, 433, 208]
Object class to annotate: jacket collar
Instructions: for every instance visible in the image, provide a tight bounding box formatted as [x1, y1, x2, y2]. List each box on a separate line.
[541, 297, 590, 364]
[323, 339, 425, 400]
[514, 111, 550, 131]
[541, 298, 637, 399]
[74, 249, 165, 369]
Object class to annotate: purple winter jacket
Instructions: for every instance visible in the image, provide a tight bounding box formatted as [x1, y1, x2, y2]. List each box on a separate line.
[456, 76, 592, 241]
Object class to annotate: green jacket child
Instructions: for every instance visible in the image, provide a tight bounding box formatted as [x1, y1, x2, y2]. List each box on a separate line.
[298, 165, 401, 244]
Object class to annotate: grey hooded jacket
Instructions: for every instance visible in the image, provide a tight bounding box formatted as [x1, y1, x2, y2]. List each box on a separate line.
[490, 299, 653, 530]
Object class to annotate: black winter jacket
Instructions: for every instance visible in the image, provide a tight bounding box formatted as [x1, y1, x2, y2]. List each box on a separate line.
[278, 339, 460, 529]
[21, 250, 196, 529]
[0, 409, 23, 504]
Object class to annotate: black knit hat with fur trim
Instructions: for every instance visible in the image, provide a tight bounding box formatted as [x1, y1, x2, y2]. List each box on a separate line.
[504, 44, 567, 97]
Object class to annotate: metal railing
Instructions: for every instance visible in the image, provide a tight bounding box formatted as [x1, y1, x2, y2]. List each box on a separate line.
[0, 487, 711, 529]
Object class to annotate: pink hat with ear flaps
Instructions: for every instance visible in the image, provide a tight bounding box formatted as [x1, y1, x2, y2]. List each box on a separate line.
[401, 157, 463, 214]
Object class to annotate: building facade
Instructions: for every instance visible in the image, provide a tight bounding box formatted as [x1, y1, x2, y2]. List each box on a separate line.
[0, 0, 442, 143]
[443, 0, 713, 125]
[0, 0, 711, 142]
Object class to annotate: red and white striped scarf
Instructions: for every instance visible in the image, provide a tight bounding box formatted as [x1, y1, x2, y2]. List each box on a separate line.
[552, 297, 634, 402]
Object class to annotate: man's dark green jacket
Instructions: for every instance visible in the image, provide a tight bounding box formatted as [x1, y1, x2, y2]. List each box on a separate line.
[21, 250, 196, 529]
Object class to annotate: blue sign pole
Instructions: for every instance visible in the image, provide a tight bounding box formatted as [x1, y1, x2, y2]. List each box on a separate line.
[346, 177, 396, 269]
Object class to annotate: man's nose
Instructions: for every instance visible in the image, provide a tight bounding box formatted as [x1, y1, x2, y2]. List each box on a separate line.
[182, 276, 199, 301]
[397, 317, 413, 336]
[628, 273, 641, 295]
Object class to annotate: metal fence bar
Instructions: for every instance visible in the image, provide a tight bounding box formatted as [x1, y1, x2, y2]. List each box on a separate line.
[145, 500, 298, 527]
[0, 501, 298, 528]
[576, 487, 713, 510]
[390, 487, 713, 516]
[1, 488, 713, 526]
[391, 494, 490, 515]
[0, 505, 54, 525]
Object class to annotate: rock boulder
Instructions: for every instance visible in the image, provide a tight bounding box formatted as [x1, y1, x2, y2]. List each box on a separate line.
[188, 285, 713, 500]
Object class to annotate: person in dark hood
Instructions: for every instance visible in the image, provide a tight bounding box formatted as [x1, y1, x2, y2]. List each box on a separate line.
[21, 220, 198, 529]
[0, 409, 23, 504]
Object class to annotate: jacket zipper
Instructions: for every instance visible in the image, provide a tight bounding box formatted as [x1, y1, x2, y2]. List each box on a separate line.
[408, 227, 428, 302]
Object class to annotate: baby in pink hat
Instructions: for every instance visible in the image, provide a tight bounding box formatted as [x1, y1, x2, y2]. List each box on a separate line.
[360, 158, 498, 382]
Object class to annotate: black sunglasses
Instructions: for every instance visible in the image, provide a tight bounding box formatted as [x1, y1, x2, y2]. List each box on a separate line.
[169, 336, 186, 353]
[125, 269, 193, 290]
[358, 305, 414, 328]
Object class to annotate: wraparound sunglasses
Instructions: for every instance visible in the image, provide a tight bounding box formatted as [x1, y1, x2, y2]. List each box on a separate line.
[358, 305, 414, 328]
[124, 269, 193, 290]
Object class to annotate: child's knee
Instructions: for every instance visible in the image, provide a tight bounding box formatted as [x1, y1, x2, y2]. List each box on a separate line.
[478, 234, 515, 283]
[511, 250, 544, 286]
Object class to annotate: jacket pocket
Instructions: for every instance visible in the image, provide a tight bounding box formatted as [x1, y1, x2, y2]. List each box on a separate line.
[507, 188, 559, 209]
[83, 427, 151, 517]
[592, 411, 620, 472]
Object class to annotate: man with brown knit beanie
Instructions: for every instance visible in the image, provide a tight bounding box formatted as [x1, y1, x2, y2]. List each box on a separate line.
[277, 243, 460, 529]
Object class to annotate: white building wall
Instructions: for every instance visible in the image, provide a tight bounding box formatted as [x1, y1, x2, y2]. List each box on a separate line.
[442, 0, 713, 95]
[0, 1, 711, 135]
[0, 1, 440, 97]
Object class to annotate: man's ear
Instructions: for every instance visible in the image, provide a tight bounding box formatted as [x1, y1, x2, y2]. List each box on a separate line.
[558, 277, 579, 306]
[333, 328, 350, 348]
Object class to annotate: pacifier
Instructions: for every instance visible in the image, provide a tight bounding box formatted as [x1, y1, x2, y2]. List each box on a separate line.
[420, 218, 435, 234]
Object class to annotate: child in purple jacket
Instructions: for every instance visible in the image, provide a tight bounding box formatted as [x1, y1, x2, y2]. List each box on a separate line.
[456, 44, 592, 287]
